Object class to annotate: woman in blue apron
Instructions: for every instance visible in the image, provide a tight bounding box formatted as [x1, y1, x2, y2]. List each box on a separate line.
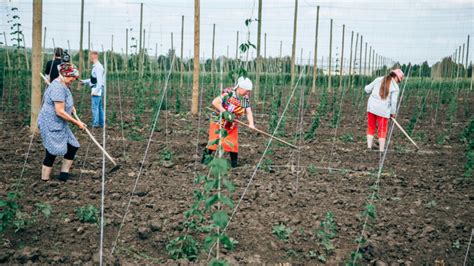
[38, 63, 86, 181]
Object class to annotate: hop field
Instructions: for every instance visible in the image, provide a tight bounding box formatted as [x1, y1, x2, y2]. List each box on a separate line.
[0, 1, 473, 265]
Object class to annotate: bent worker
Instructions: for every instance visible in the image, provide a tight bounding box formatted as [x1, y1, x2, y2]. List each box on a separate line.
[38, 63, 86, 181]
[80, 51, 105, 128]
[202, 77, 256, 167]
[364, 68, 404, 152]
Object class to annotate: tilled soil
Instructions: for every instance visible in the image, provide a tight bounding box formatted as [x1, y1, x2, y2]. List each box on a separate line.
[0, 95, 473, 265]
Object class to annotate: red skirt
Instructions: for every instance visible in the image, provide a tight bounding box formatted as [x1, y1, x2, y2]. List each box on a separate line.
[208, 122, 239, 153]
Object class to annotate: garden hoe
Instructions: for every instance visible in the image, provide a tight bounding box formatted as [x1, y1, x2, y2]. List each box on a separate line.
[206, 107, 298, 149]
[391, 117, 420, 151]
[40, 73, 121, 173]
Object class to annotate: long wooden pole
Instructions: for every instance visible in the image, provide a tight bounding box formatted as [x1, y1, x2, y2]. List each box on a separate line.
[31, 0, 42, 133]
[290, 0, 298, 87]
[372, 49, 375, 76]
[211, 24, 216, 89]
[328, 19, 333, 91]
[180, 15, 184, 89]
[138, 3, 144, 77]
[348, 31, 354, 86]
[374, 52, 378, 75]
[74, 112, 117, 165]
[78, 0, 84, 88]
[42, 26, 47, 50]
[191, 0, 200, 114]
[364, 42, 368, 76]
[353, 33, 358, 77]
[359, 35, 363, 75]
[339, 24, 345, 89]
[111, 35, 114, 73]
[391, 118, 420, 150]
[279, 40, 282, 58]
[87, 21, 90, 69]
[466, 35, 470, 78]
[255, 0, 262, 100]
[125, 28, 128, 71]
[311, 5, 320, 94]
[235, 31, 239, 60]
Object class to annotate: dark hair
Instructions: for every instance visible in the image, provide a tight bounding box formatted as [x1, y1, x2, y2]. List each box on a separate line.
[54, 47, 64, 58]
[379, 71, 397, 100]
[62, 50, 71, 63]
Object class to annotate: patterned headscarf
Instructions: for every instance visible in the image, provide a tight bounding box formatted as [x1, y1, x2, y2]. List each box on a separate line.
[59, 63, 79, 78]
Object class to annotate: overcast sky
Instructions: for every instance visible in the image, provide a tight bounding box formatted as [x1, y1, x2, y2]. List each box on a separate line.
[1, 0, 473, 66]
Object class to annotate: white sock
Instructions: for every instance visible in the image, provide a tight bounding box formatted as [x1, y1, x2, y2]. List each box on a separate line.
[379, 138, 386, 152]
[367, 135, 374, 149]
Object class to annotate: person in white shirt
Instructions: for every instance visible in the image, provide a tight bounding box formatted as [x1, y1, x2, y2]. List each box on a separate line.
[364, 69, 404, 152]
[80, 51, 105, 128]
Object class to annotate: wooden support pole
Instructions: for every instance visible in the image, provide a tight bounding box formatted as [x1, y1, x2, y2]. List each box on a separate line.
[138, 2, 144, 77]
[348, 31, 354, 86]
[466, 35, 470, 78]
[364, 42, 367, 76]
[180, 15, 184, 89]
[374, 52, 378, 75]
[42, 27, 46, 50]
[255, 0, 262, 100]
[279, 40, 282, 58]
[339, 24, 345, 89]
[372, 49, 375, 76]
[328, 19, 333, 91]
[87, 21, 90, 69]
[191, 0, 200, 115]
[311, 5, 320, 93]
[110, 35, 113, 73]
[125, 28, 128, 71]
[353, 33, 358, 76]
[31, 0, 42, 133]
[211, 24, 216, 89]
[78, 0, 84, 88]
[359, 35, 363, 75]
[143, 29, 146, 68]
[235, 31, 239, 60]
[368, 45, 372, 75]
[290, 0, 298, 87]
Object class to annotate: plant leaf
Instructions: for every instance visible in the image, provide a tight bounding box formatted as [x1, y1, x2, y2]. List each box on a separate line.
[211, 211, 228, 229]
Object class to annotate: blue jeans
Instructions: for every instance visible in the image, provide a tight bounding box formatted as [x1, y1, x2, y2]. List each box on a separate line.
[91, 95, 104, 127]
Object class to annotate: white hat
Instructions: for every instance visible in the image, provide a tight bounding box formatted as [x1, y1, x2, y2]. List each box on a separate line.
[236, 76, 253, 91]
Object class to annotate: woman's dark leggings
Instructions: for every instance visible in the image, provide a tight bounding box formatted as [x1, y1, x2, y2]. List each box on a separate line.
[43, 144, 79, 167]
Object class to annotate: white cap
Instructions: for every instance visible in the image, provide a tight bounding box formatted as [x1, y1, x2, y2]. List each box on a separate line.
[236, 76, 253, 91]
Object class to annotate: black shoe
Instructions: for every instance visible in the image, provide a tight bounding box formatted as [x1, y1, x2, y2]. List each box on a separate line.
[58, 172, 69, 181]
[373, 139, 379, 148]
[230, 152, 238, 168]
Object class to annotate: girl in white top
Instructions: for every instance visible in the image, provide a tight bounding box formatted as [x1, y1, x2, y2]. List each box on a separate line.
[364, 69, 404, 152]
